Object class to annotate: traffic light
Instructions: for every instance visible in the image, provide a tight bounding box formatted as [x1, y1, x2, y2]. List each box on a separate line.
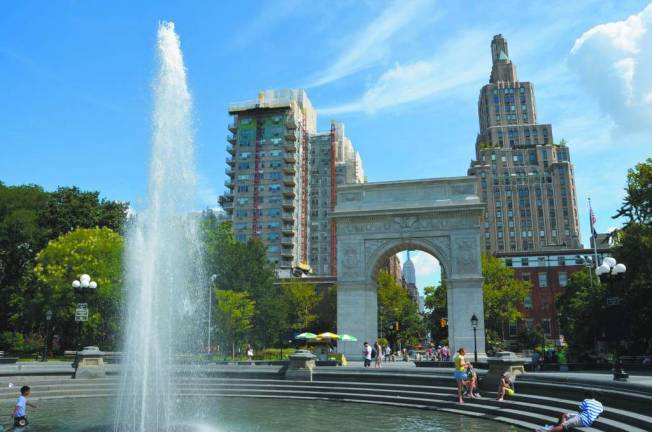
[395, 321, 400, 331]
[439, 318, 448, 328]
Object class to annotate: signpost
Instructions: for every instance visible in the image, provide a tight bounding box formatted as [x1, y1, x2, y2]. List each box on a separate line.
[75, 303, 89, 322]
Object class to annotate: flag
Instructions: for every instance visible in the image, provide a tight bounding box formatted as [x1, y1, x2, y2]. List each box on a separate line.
[589, 206, 597, 237]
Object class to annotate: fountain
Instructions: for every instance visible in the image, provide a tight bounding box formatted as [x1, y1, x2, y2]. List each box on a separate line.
[114, 21, 207, 431]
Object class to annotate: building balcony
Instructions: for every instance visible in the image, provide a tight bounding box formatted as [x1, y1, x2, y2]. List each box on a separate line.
[284, 154, 296, 164]
[224, 179, 235, 189]
[286, 116, 298, 129]
[283, 188, 296, 198]
[283, 176, 296, 187]
[281, 239, 294, 248]
[283, 165, 296, 175]
[282, 199, 295, 210]
[226, 157, 236, 167]
[228, 122, 238, 133]
[285, 131, 297, 141]
[284, 142, 297, 152]
[282, 213, 294, 223]
[225, 167, 235, 177]
[226, 144, 235, 155]
[282, 226, 295, 236]
[227, 134, 237, 144]
[281, 250, 294, 258]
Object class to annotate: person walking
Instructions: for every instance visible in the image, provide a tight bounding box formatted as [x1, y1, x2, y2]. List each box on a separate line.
[374, 341, 383, 368]
[384, 345, 391, 363]
[362, 342, 372, 368]
[246, 344, 254, 364]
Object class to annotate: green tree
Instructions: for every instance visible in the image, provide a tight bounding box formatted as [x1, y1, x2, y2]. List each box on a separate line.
[31, 227, 124, 350]
[214, 289, 255, 360]
[424, 282, 448, 343]
[557, 270, 605, 358]
[610, 158, 652, 347]
[39, 186, 129, 239]
[282, 280, 320, 331]
[377, 270, 425, 347]
[482, 254, 530, 341]
[0, 183, 50, 331]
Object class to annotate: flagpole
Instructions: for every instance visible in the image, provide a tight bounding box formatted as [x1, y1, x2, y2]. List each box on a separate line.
[589, 198, 599, 270]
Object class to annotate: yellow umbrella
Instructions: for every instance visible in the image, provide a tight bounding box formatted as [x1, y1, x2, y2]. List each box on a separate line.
[316, 332, 340, 340]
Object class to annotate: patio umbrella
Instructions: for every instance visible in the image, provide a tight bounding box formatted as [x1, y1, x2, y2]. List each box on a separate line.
[339, 334, 357, 342]
[316, 332, 340, 340]
[295, 332, 317, 340]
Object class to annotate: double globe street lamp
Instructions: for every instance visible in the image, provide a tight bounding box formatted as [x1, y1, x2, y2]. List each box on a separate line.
[42, 309, 53, 362]
[72, 274, 97, 349]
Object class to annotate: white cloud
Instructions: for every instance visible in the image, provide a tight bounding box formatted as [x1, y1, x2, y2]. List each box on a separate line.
[229, 0, 304, 48]
[319, 30, 487, 114]
[568, 4, 652, 134]
[308, 0, 433, 87]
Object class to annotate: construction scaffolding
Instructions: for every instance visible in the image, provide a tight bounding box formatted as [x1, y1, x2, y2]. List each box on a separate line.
[330, 121, 337, 276]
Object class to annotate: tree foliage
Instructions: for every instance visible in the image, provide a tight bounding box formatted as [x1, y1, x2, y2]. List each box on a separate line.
[424, 282, 448, 343]
[377, 270, 425, 347]
[281, 280, 320, 331]
[482, 254, 530, 339]
[0, 182, 128, 350]
[214, 289, 255, 359]
[32, 227, 124, 350]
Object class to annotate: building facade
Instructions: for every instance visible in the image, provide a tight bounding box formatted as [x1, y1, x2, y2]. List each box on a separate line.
[497, 248, 610, 345]
[220, 89, 364, 274]
[468, 35, 581, 253]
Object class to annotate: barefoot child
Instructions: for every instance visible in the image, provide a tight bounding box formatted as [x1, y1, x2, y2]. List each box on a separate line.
[10, 386, 36, 429]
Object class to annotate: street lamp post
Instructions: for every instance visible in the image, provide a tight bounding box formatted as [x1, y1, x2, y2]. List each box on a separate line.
[42, 309, 53, 362]
[470, 313, 479, 364]
[208, 274, 217, 355]
[595, 257, 628, 380]
[72, 274, 97, 350]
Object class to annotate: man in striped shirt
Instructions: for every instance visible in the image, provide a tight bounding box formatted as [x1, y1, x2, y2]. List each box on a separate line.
[543, 390, 603, 431]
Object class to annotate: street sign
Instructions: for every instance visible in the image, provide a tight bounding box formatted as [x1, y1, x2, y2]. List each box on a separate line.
[75, 303, 89, 322]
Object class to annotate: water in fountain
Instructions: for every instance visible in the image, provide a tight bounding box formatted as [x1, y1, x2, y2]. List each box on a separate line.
[115, 21, 207, 431]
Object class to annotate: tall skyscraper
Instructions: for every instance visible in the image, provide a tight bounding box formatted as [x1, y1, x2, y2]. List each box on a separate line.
[220, 89, 364, 274]
[402, 251, 418, 301]
[468, 35, 581, 253]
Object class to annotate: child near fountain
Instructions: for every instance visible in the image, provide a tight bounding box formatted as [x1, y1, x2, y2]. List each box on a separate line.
[8, 386, 36, 430]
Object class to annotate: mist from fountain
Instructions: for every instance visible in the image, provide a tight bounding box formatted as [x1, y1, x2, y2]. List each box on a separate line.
[114, 21, 207, 432]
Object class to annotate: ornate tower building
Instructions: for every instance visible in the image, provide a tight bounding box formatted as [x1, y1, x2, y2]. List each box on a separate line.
[468, 35, 581, 253]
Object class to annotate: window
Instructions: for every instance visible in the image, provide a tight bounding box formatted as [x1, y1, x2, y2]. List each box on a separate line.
[508, 321, 518, 337]
[558, 272, 567, 287]
[524, 294, 532, 309]
[538, 272, 548, 288]
[521, 257, 529, 266]
[505, 258, 513, 267]
[557, 256, 566, 266]
[268, 208, 281, 217]
[541, 319, 551, 336]
[522, 272, 531, 282]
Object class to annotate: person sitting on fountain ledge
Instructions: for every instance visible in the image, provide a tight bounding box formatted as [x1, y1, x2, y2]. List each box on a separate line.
[536, 389, 603, 431]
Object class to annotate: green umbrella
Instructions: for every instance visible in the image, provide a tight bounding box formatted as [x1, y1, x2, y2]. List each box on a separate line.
[340, 334, 358, 342]
[295, 332, 317, 340]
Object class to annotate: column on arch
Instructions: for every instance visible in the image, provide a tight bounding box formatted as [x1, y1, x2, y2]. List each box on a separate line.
[447, 276, 486, 358]
[336, 281, 377, 361]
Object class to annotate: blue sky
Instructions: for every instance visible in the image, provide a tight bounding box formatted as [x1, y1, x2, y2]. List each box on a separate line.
[2, 1, 652, 286]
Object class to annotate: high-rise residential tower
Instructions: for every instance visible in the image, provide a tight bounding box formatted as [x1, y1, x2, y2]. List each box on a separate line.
[220, 89, 316, 269]
[220, 89, 364, 274]
[468, 35, 581, 253]
[308, 121, 365, 275]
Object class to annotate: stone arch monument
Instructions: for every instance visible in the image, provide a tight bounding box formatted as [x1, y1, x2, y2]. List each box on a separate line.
[333, 176, 486, 360]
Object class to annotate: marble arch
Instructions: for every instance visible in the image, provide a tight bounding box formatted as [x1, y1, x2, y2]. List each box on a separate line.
[332, 176, 486, 360]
